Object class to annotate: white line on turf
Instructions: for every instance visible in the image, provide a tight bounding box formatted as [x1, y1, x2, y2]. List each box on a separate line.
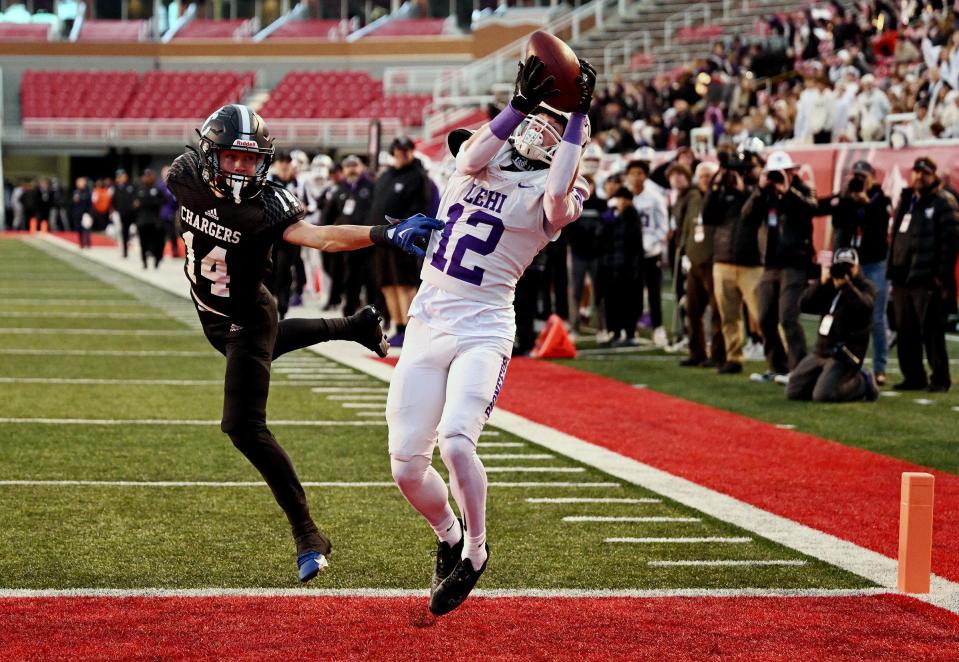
[274, 367, 351, 373]
[339, 403, 389, 409]
[0, 349, 213, 357]
[55, 237, 959, 616]
[479, 454, 554, 460]
[0, 299, 141, 306]
[0, 587, 892, 599]
[0, 480, 619, 489]
[0, 378, 328, 387]
[648, 560, 806, 567]
[0, 328, 195, 336]
[485, 467, 585, 473]
[606, 537, 751, 544]
[2, 311, 170, 319]
[479, 442, 526, 448]
[0, 418, 385, 426]
[310, 388, 388, 394]
[564, 516, 700, 523]
[326, 395, 386, 400]
[527, 498, 660, 504]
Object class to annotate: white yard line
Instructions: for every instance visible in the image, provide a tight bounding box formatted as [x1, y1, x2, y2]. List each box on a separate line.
[44, 237, 959, 616]
[340, 403, 389, 409]
[0, 480, 620, 489]
[0, 299, 142, 306]
[0, 349, 213, 357]
[0, 328, 195, 336]
[606, 537, 751, 544]
[527, 498, 660, 504]
[310, 387, 388, 394]
[479, 453, 554, 460]
[326, 395, 387, 400]
[479, 442, 525, 448]
[0, 418, 385, 427]
[564, 516, 700, 523]
[2, 311, 170, 319]
[0, 587, 893, 599]
[485, 467, 585, 473]
[648, 560, 807, 567]
[0, 378, 324, 387]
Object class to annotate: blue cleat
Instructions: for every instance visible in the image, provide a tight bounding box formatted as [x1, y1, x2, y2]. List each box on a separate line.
[297, 550, 329, 583]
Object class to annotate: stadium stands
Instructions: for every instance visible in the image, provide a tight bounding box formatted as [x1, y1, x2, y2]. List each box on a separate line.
[173, 19, 255, 41]
[0, 22, 51, 41]
[20, 71, 254, 120]
[264, 19, 348, 40]
[76, 19, 148, 42]
[258, 71, 383, 119]
[368, 18, 446, 38]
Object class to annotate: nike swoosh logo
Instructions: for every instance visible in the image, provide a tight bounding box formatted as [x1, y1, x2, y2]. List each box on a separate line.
[398, 228, 413, 239]
[518, 183, 536, 189]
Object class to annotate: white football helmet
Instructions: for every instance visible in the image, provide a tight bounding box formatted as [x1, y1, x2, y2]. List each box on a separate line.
[511, 104, 591, 164]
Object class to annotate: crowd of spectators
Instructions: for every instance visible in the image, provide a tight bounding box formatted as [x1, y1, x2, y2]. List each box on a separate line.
[587, 0, 959, 153]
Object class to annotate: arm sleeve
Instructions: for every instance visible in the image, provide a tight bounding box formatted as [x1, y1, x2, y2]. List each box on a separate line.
[543, 112, 588, 230]
[455, 103, 526, 175]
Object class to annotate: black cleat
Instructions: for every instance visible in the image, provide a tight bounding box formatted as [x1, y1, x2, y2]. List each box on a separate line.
[429, 544, 489, 616]
[351, 305, 389, 357]
[294, 528, 333, 583]
[431, 520, 464, 595]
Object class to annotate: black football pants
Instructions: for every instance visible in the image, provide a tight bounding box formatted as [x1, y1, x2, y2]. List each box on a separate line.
[198, 289, 358, 542]
[892, 284, 951, 388]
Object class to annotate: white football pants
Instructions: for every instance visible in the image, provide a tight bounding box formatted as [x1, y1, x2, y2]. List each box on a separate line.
[387, 317, 512, 546]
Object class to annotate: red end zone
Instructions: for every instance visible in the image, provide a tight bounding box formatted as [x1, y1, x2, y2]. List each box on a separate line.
[2, 594, 957, 660]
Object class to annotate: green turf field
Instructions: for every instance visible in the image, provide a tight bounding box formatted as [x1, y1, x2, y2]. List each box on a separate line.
[0, 238, 873, 591]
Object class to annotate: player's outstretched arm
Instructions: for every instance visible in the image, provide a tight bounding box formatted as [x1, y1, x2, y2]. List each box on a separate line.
[457, 56, 559, 175]
[282, 215, 443, 256]
[544, 59, 596, 230]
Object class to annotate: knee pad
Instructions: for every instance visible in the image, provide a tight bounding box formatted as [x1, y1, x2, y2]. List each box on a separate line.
[390, 454, 431, 491]
[438, 434, 476, 470]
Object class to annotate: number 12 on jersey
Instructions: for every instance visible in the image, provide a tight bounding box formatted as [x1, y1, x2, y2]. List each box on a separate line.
[183, 230, 230, 297]
[429, 203, 504, 286]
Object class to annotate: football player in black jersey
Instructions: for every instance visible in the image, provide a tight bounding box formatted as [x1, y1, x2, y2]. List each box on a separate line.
[166, 104, 442, 583]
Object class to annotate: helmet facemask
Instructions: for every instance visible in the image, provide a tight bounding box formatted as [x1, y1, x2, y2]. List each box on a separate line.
[510, 106, 591, 165]
[195, 106, 275, 204]
[199, 139, 273, 203]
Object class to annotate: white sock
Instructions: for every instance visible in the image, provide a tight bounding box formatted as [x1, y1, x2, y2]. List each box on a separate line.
[390, 455, 458, 542]
[439, 434, 488, 568]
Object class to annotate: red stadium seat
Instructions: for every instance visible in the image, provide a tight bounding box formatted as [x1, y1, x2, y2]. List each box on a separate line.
[365, 18, 446, 38]
[77, 20, 147, 42]
[0, 23, 52, 42]
[174, 19, 254, 40]
[266, 19, 347, 40]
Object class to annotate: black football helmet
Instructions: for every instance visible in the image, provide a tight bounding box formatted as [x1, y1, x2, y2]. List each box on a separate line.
[196, 104, 274, 202]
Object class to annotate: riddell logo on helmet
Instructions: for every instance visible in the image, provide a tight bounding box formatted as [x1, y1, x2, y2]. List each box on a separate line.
[232, 139, 258, 148]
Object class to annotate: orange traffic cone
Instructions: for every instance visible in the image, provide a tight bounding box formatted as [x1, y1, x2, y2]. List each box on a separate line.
[530, 314, 577, 359]
[28, 217, 37, 233]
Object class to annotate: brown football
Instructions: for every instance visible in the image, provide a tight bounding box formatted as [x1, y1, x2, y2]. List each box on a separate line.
[524, 30, 582, 113]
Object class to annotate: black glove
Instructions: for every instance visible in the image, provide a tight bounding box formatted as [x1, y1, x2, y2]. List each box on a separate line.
[575, 58, 596, 114]
[511, 55, 559, 115]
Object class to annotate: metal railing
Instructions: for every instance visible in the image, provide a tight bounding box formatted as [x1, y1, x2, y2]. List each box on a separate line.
[433, 0, 628, 102]
[602, 29, 650, 77]
[18, 118, 405, 148]
[662, 3, 710, 50]
[384, 66, 462, 93]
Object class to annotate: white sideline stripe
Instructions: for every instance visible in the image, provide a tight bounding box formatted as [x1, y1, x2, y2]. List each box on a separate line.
[0, 480, 620, 489]
[648, 560, 807, 567]
[340, 403, 389, 409]
[274, 367, 350, 373]
[58, 238, 959, 616]
[606, 537, 752, 544]
[0, 587, 892, 599]
[481, 431, 500, 436]
[0, 418, 385, 427]
[3, 311, 169, 320]
[564, 516, 700, 523]
[0, 299, 141, 305]
[0, 328, 194, 336]
[0, 349, 213, 357]
[327, 395, 386, 400]
[311, 387, 388, 394]
[479, 453, 554, 460]
[286, 374, 367, 381]
[485, 467, 585, 474]
[0, 378, 323, 387]
[355, 411, 385, 417]
[527, 498, 660, 504]
[480, 442, 525, 448]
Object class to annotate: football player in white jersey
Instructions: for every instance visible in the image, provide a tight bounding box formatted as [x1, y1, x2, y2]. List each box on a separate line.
[386, 55, 596, 615]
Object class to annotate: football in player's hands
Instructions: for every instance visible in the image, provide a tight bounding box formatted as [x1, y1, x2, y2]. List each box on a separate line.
[523, 31, 585, 113]
[512, 55, 559, 115]
[575, 58, 597, 114]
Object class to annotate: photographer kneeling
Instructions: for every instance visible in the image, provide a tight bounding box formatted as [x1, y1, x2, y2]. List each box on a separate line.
[785, 249, 880, 402]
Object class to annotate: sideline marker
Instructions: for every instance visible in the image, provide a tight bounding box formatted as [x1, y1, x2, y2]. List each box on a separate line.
[897, 472, 935, 593]
[530, 314, 576, 359]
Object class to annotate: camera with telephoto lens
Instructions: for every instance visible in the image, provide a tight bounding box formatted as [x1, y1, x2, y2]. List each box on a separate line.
[830, 262, 853, 280]
[766, 170, 786, 186]
[847, 174, 865, 194]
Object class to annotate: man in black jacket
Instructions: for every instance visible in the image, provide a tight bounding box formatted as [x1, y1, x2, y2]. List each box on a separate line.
[889, 157, 959, 392]
[745, 150, 817, 382]
[817, 160, 892, 384]
[324, 155, 377, 316]
[111, 170, 137, 258]
[703, 143, 764, 374]
[786, 248, 879, 402]
[369, 136, 434, 346]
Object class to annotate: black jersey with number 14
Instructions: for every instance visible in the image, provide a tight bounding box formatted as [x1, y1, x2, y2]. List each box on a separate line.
[166, 151, 304, 322]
